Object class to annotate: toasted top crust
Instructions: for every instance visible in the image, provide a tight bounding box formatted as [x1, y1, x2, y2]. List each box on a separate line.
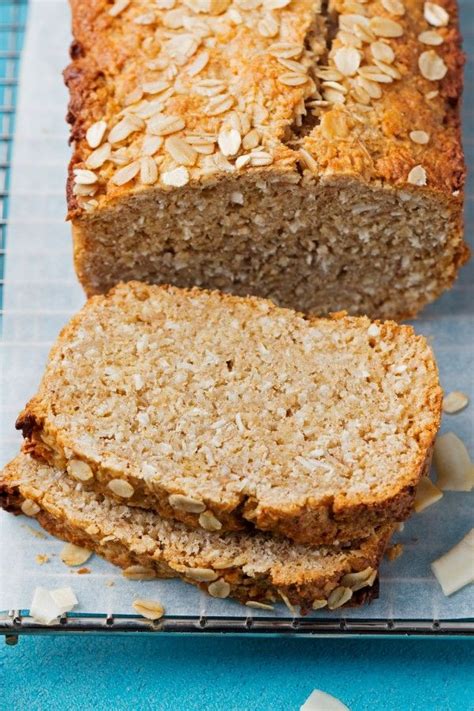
[17, 282, 442, 526]
[66, 0, 464, 216]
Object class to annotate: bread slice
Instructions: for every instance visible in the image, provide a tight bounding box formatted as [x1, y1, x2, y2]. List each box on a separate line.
[17, 282, 442, 545]
[65, 0, 467, 319]
[0, 454, 394, 613]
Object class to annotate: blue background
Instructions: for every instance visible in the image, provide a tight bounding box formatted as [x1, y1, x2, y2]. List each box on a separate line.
[1, 1, 473, 709]
[2, 635, 474, 710]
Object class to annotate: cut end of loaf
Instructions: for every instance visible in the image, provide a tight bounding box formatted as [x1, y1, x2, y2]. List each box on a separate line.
[66, 0, 467, 318]
[72, 174, 467, 319]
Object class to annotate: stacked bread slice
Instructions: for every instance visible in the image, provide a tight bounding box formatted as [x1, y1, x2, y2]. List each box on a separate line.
[1, 455, 394, 613]
[1, 283, 442, 613]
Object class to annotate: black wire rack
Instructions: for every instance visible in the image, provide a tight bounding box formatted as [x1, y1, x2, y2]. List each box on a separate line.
[2, 611, 474, 646]
[0, 0, 27, 315]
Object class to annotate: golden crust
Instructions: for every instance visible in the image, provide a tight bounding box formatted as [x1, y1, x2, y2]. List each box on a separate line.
[65, 0, 466, 215]
[16, 281, 442, 546]
[0, 454, 393, 613]
[306, 0, 466, 193]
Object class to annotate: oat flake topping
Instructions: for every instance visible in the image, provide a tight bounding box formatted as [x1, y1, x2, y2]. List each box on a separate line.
[71, 0, 452, 209]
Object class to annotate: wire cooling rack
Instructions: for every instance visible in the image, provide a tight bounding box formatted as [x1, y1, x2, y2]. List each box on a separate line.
[0, 0, 26, 315]
[0, 0, 473, 642]
[2, 613, 474, 646]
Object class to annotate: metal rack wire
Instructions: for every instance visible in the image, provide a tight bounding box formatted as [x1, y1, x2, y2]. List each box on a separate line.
[2, 612, 474, 645]
[0, 0, 27, 315]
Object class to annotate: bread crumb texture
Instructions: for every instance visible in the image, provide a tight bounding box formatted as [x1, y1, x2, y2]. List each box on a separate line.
[66, 0, 467, 318]
[17, 283, 442, 545]
[0, 454, 394, 613]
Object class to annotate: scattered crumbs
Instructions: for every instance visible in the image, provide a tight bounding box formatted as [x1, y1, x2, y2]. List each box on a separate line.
[386, 543, 404, 562]
[22, 524, 47, 539]
[35, 554, 50, 565]
[77, 567, 91, 575]
[106, 580, 115, 588]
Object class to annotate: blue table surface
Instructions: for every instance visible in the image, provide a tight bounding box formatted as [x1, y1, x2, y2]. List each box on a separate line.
[1, 1, 474, 709]
[1, 635, 474, 710]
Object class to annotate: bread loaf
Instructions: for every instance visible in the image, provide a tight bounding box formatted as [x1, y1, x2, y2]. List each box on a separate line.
[65, 0, 467, 318]
[0, 454, 394, 613]
[17, 282, 442, 545]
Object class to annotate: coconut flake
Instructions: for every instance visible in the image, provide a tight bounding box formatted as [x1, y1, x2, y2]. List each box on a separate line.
[300, 689, 350, 711]
[433, 432, 474, 491]
[431, 529, 474, 596]
[414, 477, 443, 513]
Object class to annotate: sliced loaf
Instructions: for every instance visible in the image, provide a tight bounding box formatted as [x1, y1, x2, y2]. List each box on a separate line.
[17, 282, 442, 545]
[0, 454, 393, 613]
